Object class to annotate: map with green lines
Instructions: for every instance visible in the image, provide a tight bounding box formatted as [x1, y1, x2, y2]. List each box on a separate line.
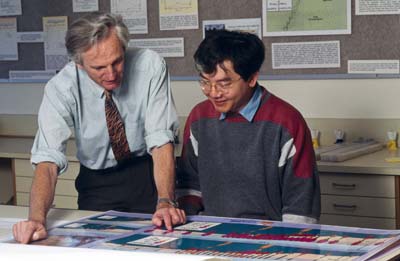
[263, 0, 351, 36]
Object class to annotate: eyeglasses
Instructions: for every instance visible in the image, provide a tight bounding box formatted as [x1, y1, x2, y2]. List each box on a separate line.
[198, 77, 242, 94]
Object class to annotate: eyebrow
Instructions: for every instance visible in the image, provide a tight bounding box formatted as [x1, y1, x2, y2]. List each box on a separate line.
[90, 55, 124, 69]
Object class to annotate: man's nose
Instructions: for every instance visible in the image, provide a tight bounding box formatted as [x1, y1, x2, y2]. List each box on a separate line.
[208, 84, 222, 97]
[105, 66, 116, 79]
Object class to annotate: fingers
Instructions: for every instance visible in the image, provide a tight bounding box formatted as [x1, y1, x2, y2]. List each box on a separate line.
[12, 220, 47, 244]
[173, 208, 186, 224]
[151, 215, 163, 227]
[152, 207, 187, 231]
[163, 211, 173, 231]
[13, 221, 34, 244]
[32, 225, 47, 241]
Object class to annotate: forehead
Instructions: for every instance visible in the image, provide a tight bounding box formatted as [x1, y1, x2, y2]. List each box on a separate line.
[81, 31, 123, 66]
[201, 60, 238, 80]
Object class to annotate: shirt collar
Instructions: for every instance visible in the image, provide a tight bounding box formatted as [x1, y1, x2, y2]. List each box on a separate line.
[219, 84, 262, 122]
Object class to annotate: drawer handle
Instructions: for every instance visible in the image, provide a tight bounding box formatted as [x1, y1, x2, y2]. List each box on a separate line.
[333, 204, 357, 210]
[332, 183, 356, 189]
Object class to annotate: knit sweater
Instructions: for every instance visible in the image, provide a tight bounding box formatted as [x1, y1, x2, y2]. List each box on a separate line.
[177, 86, 320, 222]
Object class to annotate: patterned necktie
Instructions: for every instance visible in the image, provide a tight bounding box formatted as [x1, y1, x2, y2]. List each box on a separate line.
[104, 90, 131, 161]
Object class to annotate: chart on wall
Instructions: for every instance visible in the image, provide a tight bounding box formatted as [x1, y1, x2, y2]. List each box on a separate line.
[262, 0, 351, 36]
[2, 210, 400, 260]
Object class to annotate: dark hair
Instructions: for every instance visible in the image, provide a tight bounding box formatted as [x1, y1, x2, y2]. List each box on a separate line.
[65, 12, 129, 64]
[194, 30, 265, 81]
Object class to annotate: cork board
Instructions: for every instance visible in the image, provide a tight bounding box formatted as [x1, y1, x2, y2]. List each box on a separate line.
[1, 0, 399, 80]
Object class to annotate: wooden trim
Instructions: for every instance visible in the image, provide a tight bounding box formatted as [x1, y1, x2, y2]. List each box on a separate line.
[11, 158, 17, 205]
[395, 176, 400, 229]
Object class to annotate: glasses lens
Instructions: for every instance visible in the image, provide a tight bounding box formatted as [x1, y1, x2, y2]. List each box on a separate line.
[199, 77, 241, 94]
[199, 80, 209, 93]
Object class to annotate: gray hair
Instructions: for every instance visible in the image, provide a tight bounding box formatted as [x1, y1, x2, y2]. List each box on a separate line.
[65, 12, 129, 64]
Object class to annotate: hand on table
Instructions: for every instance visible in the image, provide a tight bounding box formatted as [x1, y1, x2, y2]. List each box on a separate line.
[12, 220, 47, 244]
[152, 204, 186, 231]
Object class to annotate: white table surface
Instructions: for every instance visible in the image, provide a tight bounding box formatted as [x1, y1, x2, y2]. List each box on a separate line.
[0, 205, 224, 260]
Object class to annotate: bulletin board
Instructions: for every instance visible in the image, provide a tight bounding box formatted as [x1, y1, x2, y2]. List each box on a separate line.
[1, 0, 399, 81]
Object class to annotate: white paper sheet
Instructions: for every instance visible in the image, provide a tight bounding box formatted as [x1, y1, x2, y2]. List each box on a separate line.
[43, 16, 69, 71]
[356, 0, 400, 15]
[202, 18, 262, 39]
[16, 31, 44, 43]
[0, 17, 17, 61]
[0, 0, 21, 16]
[9, 70, 56, 81]
[159, 0, 198, 30]
[272, 41, 340, 69]
[348, 60, 400, 74]
[72, 0, 99, 13]
[129, 37, 184, 57]
[111, 0, 148, 34]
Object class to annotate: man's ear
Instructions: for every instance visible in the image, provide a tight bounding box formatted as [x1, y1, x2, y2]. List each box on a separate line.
[248, 71, 259, 88]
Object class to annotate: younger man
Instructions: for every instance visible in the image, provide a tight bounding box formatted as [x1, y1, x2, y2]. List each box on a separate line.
[177, 30, 320, 223]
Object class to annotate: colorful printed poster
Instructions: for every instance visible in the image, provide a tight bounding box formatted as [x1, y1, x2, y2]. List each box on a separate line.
[3, 210, 400, 260]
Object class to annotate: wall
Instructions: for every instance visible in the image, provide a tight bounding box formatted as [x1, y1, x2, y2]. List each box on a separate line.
[0, 78, 399, 118]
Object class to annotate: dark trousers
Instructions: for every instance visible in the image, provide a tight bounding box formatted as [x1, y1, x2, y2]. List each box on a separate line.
[75, 156, 157, 213]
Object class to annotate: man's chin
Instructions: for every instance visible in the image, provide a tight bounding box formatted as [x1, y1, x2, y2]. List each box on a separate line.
[102, 82, 120, 91]
[213, 105, 230, 114]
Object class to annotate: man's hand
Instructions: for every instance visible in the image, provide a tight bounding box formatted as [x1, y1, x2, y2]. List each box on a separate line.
[152, 204, 186, 231]
[12, 220, 47, 244]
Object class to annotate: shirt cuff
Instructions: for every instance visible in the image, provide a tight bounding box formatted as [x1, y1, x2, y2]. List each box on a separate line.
[282, 214, 318, 224]
[31, 149, 68, 174]
[145, 129, 175, 153]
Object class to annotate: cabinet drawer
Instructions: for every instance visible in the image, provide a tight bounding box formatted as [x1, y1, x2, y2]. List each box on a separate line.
[16, 192, 29, 206]
[320, 173, 395, 197]
[15, 176, 78, 196]
[13, 158, 80, 180]
[320, 214, 396, 230]
[53, 195, 78, 209]
[322, 195, 395, 218]
[16, 192, 78, 209]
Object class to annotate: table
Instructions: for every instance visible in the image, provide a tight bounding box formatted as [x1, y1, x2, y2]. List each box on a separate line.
[0, 205, 213, 260]
[2, 205, 400, 260]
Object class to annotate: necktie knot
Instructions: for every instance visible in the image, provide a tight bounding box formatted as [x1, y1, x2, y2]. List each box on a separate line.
[104, 90, 112, 99]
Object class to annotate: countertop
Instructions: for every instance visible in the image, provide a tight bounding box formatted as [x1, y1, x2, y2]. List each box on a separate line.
[0, 137, 183, 161]
[1, 137, 400, 176]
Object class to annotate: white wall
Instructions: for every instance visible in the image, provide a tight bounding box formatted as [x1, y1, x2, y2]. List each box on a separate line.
[173, 78, 400, 119]
[0, 83, 44, 115]
[1, 78, 400, 118]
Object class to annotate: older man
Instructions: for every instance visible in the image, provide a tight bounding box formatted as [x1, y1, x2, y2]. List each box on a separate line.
[13, 12, 185, 244]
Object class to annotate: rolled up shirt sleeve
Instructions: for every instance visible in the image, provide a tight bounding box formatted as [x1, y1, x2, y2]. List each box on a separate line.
[144, 55, 179, 152]
[31, 81, 74, 175]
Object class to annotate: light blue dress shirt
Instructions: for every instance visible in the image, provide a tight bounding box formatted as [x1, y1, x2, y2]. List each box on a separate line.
[31, 48, 179, 174]
[219, 84, 262, 121]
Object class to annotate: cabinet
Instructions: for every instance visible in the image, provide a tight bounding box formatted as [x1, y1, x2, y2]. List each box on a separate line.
[13, 158, 79, 209]
[319, 172, 400, 229]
